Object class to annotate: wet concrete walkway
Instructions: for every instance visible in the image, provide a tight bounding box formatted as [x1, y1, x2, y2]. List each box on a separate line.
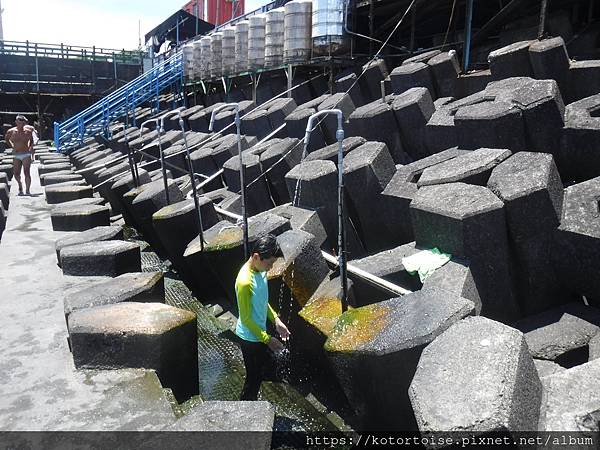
[0, 163, 177, 430]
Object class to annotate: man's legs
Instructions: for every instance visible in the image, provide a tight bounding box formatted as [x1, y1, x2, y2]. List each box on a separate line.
[12, 158, 23, 194]
[240, 340, 270, 400]
[22, 156, 32, 194]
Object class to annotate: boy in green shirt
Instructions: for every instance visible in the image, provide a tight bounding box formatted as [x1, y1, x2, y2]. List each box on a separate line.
[235, 234, 291, 400]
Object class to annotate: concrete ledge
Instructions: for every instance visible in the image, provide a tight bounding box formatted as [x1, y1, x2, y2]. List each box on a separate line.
[45, 185, 94, 204]
[55, 225, 124, 264]
[50, 204, 110, 232]
[60, 240, 141, 276]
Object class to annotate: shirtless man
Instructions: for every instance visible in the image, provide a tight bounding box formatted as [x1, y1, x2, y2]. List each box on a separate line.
[5, 115, 35, 195]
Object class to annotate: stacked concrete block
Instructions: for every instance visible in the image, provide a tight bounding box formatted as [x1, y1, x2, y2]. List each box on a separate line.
[110, 169, 152, 226]
[50, 204, 110, 231]
[591, 334, 600, 361]
[561, 93, 600, 182]
[456, 69, 492, 98]
[539, 358, 600, 431]
[409, 316, 542, 437]
[223, 152, 274, 215]
[241, 109, 272, 140]
[55, 225, 123, 264]
[488, 152, 565, 315]
[529, 37, 570, 98]
[38, 162, 72, 176]
[304, 136, 365, 164]
[68, 302, 198, 402]
[379, 148, 469, 244]
[317, 93, 356, 145]
[266, 97, 297, 130]
[347, 100, 410, 164]
[63, 272, 165, 324]
[553, 177, 600, 303]
[130, 179, 185, 258]
[514, 303, 600, 368]
[183, 214, 290, 305]
[418, 148, 512, 187]
[188, 103, 225, 132]
[259, 138, 302, 204]
[391, 87, 435, 161]
[0, 183, 9, 210]
[568, 60, 600, 102]
[454, 101, 526, 151]
[390, 62, 436, 99]
[325, 289, 475, 430]
[488, 41, 534, 80]
[284, 108, 326, 152]
[359, 58, 388, 103]
[335, 70, 365, 107]
[342, 142, 396, 252]
[60, 240, 141, 277]
[410, 182, 520, 322]
[427, 51, 460, 98]
[42, 173, 85, 186]
[40, 170, 74, 186]
[285, 159, 364, 256]
[534, 359, 566, 378]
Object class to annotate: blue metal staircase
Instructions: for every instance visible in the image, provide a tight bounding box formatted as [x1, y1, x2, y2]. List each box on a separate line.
[54, 51, 183, 152]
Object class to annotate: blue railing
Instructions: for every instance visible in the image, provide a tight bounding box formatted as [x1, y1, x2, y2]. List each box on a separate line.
[54, 51, 183, 152]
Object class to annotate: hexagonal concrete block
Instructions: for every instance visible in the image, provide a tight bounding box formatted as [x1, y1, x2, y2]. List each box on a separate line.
[45, 185, 93, 204]
[325, 288, 475, 430]
[64, 271, 165, 323]
[68, 302, 198, 401]
[409, 316, 542, 436]
[38, 162, 72, 176]
[410, 183, 519, 322]
[55, 225, 123, 264]
[488, 40, 534, 80]
[0, 164, 14, 181]
[390, 62, 436, 98]
[529, 37, 570, 97]
[534, 359, 566, 379]
[427, 51, 460, 98]
[60, 240, 141, 276]
[50, 204, 110, 232]
[42, 173, 84, 186]
[304, 136, 365, 164]
[268, 203, 327, 248]
[568, 60, 600, 103]
[418, 148, 512, 187]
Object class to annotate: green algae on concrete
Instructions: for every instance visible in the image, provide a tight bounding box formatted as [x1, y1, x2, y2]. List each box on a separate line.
[299, 296, 344, 337]
[324, 302, 391, 353]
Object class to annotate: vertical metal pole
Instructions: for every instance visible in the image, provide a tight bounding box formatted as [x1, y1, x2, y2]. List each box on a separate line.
[538, 0, 549, 39]
[463, 0, 474, 73]
[335, 116, 348, 312]
[181, 118, 205, 251]
[158, 129, 170, 205]
[236, 112, 249, 259]
[287, 64, 293, 99]
[34, 44, 40, 94]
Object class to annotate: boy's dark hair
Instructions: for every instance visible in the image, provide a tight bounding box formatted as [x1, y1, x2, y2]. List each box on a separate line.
[252, 234, 283, 260]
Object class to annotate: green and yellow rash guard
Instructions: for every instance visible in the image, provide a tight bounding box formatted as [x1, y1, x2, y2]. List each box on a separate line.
[235, 261, 278, 343]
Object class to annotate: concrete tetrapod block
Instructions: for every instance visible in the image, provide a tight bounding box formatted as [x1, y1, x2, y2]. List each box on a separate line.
[269, 203, 327, 247]
[391, 87, 436, 161]
[111, 169, 152, 227]
[317, 93, 356, 145]
[45, 185, 94, 204]
[64, 271, 165, 324]
[514, 302, 600, 367]
[266, 97, 297, 130]
[410, 183, 520, 322]
[68, 302, 198, 402]
[0, 183, 9, 210]
[528, 37, 570, 98]
[55, 225, 124, 265]
[259, 138, 302, 204]
[553, 177, 600, 302]
[390, 62, 437, 99]
[39, 170, 74, 186]
[169, 401, 274, 449]
[0, 172, 8, 189]
[347, 100, 409, 164]
[285, 159, 365, 257]
[304, 136, 366, 164]
[539, 358, 600, 431]
[418, 148, 512, 187]
[152, 197, 222, 298]
[38, 163, 72, 176]
[379, 148, 468, 244]
[561, 93, 600, 183]
[183, 215, 291, 305]
[60, 240, 141, 277]
[427, 51, 460, 98]
[402, 50, 441, 65]
[487, 152, 565, 315]
[241, 109, 272, 140]
[42, 173, 85, 186]
[325, 288, 475, 430]
[130, 179, 185, 258]
[335, 71, 365, 107]
[0, 165, 11, 182]
[568, 60, 600, 103]
[359, 58, 388, 102]
[534, 359, 566, 379]
[223, 152, 274, 216]
[50, 204, 111, 232]
[590, 334, 600, 361]
[409, 316, 542, 437]
[454, 101, 526, 151]
[342, 141, 396, 253]
[284, 108, 327, 153]
[488, 40, 534, 80]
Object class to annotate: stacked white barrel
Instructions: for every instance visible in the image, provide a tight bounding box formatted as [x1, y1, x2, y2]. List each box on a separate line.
[284, 0, 313, 64]
[312, 0, 348, 57]
[182, 43, 195, 79]
[192, 40, 203, 80]
[199, 36, 211, 79]
[210, 32, 223, 78]
[265, 8, 285, 68]
[222, 27, 236, 76]
[248, 14, 266, 71]
[235, 20, 250, 73]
